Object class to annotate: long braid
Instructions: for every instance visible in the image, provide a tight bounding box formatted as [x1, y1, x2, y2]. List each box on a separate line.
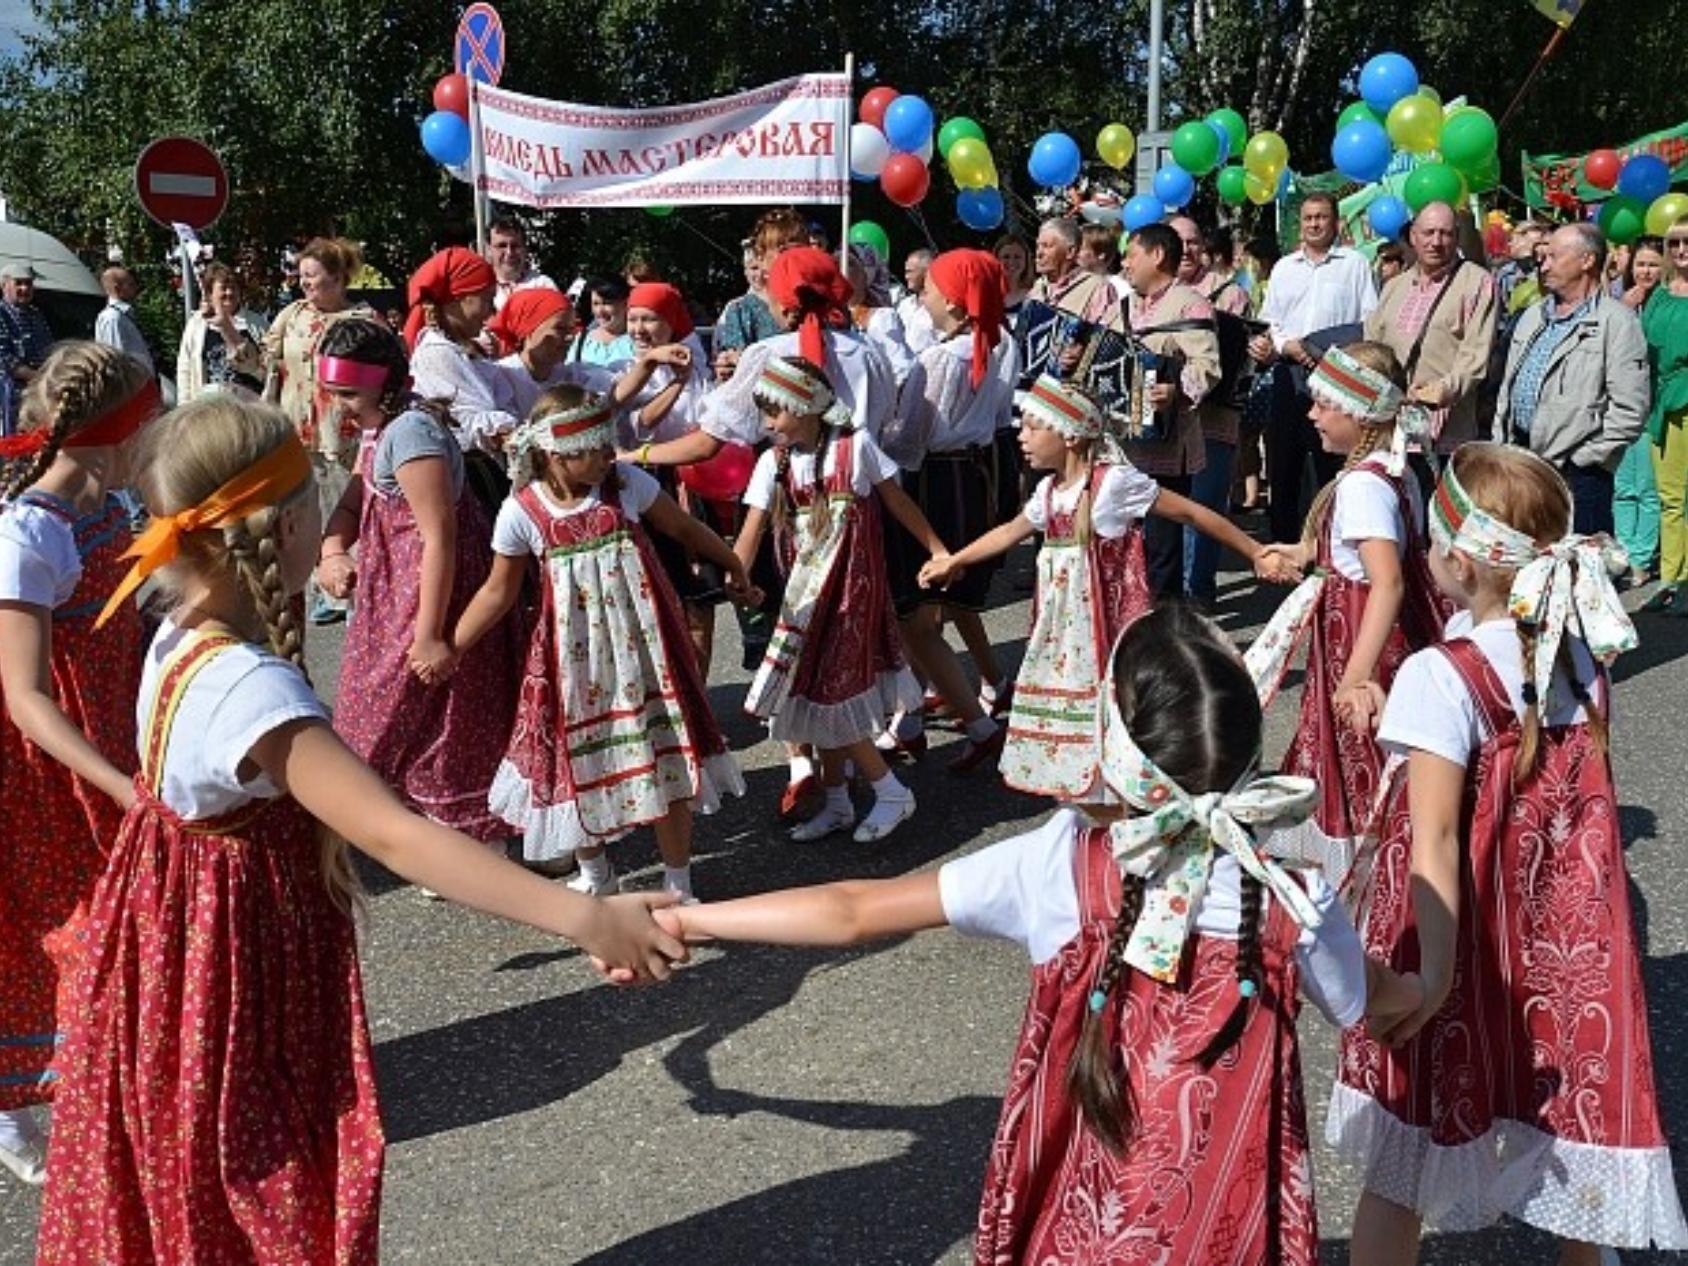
[808, 422, 836, 541]
[225, 513, 306, 675]
[1072, 447, 1097, 547]
[1, 348, 125, 499]
[1195, 871, 1264, 1068]
[770, 442, 793, 543]
[0, 392, 74, 500]
[1515, 619, 1543, 783]
[1065, 871, 1148, 1154]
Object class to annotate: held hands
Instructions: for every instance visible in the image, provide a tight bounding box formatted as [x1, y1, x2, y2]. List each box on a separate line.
[316, 554, 357, 600]
[1365, 961, 1449, 1047]
[1334, 679, 1386, 734]
[723, 558, 764, 609]
[407, 634, 457, 686]
[918, 553, 963, 590]
[579, 892, 690, 985]
[1254, 542, 1310, 584]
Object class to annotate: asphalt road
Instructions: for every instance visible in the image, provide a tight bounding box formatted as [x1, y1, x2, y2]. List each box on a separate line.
[5, 537, 1687, 1264]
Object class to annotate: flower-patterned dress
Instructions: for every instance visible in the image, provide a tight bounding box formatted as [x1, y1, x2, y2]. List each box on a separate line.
[0, 491, 140, 1110]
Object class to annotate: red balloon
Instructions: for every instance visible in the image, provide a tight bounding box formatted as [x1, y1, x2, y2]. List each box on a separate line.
[434, 73, 470, 120]
[880, 152, 930, 207]
[1584, 148, 1622, 191]
[859, 86, 899, 130]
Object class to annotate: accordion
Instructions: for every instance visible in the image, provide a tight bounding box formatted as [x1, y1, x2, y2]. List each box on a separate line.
[1013, 299, 1182, 444]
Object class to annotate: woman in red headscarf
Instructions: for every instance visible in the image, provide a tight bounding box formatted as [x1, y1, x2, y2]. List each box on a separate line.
[484, 288, 614, 421]
[875, 249, 1020, 772]
[406, 246, 518, 514]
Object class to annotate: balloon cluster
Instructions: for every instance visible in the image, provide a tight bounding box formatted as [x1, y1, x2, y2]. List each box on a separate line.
[421, 72, 474, 167]
[1583, 149, 1685, 244]
[1322, 51, 1503, 242]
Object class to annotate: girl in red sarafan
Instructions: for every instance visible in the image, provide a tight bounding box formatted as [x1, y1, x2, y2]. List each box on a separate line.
[0, 343, 158, 1186]
[658, 605, 1416, 1265]
[1330, 442, 1688, 1263]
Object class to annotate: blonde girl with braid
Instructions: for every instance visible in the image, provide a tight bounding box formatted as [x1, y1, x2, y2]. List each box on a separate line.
[651, 606, 1402, 1265]
[1332, 443, 1686, 1263]
[1251, 342, 1446, 878]
[0, 342, 158, 1186]
[35, 397, 687, 1262]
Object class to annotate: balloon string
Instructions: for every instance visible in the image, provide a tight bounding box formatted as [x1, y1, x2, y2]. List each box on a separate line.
[667, 214, 743, 265]
[904, 206, 939, 251]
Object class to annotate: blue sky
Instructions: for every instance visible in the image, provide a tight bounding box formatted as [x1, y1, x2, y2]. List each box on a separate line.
[0, 0, 39, 56]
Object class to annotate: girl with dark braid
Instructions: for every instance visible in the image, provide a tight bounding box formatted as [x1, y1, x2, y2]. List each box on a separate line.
[657, 606, 1396, 1264]
[0, 342, 159, 1185]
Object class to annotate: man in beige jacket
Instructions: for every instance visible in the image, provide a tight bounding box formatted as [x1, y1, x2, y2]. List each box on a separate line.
[1363, 201, 1497, 462]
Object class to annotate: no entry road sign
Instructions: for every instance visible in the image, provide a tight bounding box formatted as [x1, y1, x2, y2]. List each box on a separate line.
[455, 3, 505, 86]
[134, 137, 229, 231]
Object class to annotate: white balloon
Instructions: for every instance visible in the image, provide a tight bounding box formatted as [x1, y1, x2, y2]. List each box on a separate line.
[851, 123, 890, 177]
[914, 134, 934, 165]
[1078, 201, 1122, 226]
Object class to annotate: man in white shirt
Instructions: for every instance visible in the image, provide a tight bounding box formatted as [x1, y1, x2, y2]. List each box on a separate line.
[1248, 193, 1378, 542]
[93, 267, 155, 375]
[895, 248, 936, 353]
[486, 216, 558, 312]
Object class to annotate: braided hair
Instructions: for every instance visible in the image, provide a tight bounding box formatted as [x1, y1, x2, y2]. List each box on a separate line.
[758, 356, 840, 549]
[1, 341, 153, 500]
[1065, 604, 1266, 1154]
[1300, 341, 1408, 551]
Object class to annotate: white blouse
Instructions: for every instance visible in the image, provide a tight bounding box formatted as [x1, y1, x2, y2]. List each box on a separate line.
[880, 332, 1020, 469]
[409, 328, 520, 454]
[699, 331, 897, 448]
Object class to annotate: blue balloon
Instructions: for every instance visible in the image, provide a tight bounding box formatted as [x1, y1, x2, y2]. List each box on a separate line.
[956, 187, 1005, 232]
[883, 95, 935, 153]
[1331, 119, 1391, 184]
[1368, 194, 1411, 240]
[421, 110, 471, 167]
[1027, 132, 1082, 188]
[1360, 52, 1419, 115]
[1617, 154, 1671, 204]
[1277, 168, 1293, 196]
[1152, 163, 1196, 209]
[1122, 193, 1164, 232]
[1209, 119, 1231, 166]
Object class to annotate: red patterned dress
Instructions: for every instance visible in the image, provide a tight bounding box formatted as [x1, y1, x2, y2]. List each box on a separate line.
[37, 632, 385, 1264]
[1277, 462, 1444, 877]
[0, 491, 141, 1110]
[491, 473, 741, 860]
[1329, 638, 1688, 1249]
[974, 823, 1318, 1265]
[333, 418, 524, 841]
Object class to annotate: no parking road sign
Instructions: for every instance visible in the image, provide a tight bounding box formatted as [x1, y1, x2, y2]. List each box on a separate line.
[134, 137, 228, 231]
[455, 3, 505, 86]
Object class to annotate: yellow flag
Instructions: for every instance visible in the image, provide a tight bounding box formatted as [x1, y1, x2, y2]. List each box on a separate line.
[1531, 0, 1582, 26]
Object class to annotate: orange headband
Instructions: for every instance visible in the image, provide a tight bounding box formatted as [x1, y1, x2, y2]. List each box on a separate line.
[97, 433, 313, 628]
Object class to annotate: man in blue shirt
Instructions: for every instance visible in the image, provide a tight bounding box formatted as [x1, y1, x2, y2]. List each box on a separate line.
[0, 263, 55, 434]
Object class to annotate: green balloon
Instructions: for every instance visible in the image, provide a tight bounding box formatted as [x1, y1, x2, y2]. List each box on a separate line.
[1439, 107, 1498, 175]
[937, 116, 986, 161]
[1206, 108, 1248, 154]
[1337, 101, 1384, 131]
[1468, 153, 1501, 194]
[1216, 165, 1249, 207]
[1171, 120, 1222, 176]
[848, 220, 892, 262]
[645, 204, 675, 218]
[1403, 162, 1464, 213]
[1599, 195, 1647, 247]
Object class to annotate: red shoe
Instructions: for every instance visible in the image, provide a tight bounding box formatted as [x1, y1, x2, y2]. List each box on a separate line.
[779, 774, 821, 822]
[921, 690, 953, 720]
[947, 724, 1006, 775]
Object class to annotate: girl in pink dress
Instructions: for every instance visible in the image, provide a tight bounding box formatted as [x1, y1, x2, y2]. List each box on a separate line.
[314, 318, 525, 845]
[656, 605, 1408, 1265]
[452, 386, 753, 901]
[36, 397, 685, 1264]
[0, 344, 157, 1186]
[1331, 442, 1687, 1262]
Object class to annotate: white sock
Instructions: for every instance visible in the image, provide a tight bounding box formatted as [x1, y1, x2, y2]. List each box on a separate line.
[0, 1109, 38, 1152]
[870, 771, 909, 801]
[579, 853, 612, 885]
[966, 716, 999, 743]
[663, 865, 693, 899]
[789, 754, 815, 784]
[824, 783, 853, 814]
[980, 678, 1006, 707]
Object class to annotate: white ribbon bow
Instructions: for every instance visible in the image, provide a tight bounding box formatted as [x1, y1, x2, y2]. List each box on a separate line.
[1508, 533, 1636, 710]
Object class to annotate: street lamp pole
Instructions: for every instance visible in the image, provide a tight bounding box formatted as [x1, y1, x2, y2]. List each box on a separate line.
[1147, 0, 1165, 132]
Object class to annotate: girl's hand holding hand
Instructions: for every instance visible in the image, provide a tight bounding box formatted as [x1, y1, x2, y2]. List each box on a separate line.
[1253, 546, 1301, 584]
[919, 555, 959, 589]
[723, 559, 763, 609]
[579, 893, 689, 984]
[407, 635, 456, 685]
[316, 554, 356, 599]
[1334, 679, 1385, 734]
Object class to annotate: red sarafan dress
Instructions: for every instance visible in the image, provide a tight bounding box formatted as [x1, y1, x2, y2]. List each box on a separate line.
[1330, 638, 1688, 1249]
[974, 824, 1318, 1266]
[0, 490, 140, 1110]
[37, 632, 385, 1265]
[1278, 460, 1445, 878]
[1001, 464, 1151, 804]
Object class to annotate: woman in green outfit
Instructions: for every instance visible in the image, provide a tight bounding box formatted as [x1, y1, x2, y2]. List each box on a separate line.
[1642, 227, 1688, 614]
[1615, 238, 1665, 582]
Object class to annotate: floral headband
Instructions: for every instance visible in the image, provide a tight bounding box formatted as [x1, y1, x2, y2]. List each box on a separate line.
[1096, 634, 1324, 991]
[752, 358, 851, 427]
[1308, 347, 1435, 477]
[505, 398, 616, 490]
[1430, 452, 1636, 710]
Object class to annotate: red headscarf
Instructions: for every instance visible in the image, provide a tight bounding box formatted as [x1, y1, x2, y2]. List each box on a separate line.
[927, 249, 1008, 388]
[404, 246, 496, 350]
[766, 246, 852, 367]
[626, 282, 694, 342]
[484, 287, 570, 357]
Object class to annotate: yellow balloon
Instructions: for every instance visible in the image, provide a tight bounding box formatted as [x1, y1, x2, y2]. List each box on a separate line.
[1243, 131, 1289, 180]
[1418, 85, 1442, 106]
[1245, 170, 1276, 205]
[1097, 122, 1136, 170]
[1386, 94, 1444, 155]
[1645, 192, 1688, 236]
[948, 137, 995, 190]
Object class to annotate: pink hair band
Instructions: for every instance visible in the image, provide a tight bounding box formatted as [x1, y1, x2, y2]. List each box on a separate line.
[316, 356, 391, 390]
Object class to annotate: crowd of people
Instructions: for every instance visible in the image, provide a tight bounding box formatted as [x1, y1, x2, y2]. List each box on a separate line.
[1, 187, 1686, 1264]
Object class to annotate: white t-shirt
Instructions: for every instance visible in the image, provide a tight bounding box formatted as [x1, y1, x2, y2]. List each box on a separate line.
[1022, 464, 1161, 539]
[938, 809, 1367, 1029]
[1327, 459, 1423, 582]
[138, 621, 329, 818]
[0, 498, 82, 607]
[742, 429, 900, 512]
[1378, 611, 1598, 769]
[491, 463, 662, 558]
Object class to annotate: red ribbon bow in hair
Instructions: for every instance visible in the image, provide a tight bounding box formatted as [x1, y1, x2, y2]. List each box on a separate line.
[766, 246, 852, 368]
[927, 249, 1007, 388]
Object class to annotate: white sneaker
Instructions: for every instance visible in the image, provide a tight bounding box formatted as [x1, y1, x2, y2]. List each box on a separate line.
[0, 1114, 46, 1186]
[789, 803, 855, 842]
[566, 867, 621, 897]
[853, 791, 916, 843]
